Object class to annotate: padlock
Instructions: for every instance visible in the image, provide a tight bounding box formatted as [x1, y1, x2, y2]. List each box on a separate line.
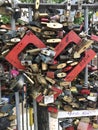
[57, 80, 70, 87]
[63, 105, 73, 112]
[77, 121, 93, 130]
[41, 62, 48, 71]
[50, 15, 60, 21]
[0, 29, 7, 34]
[87, 100, 97, 108]
[45, 76, 56, 85]
[28, 26, 41, 33]
[34, 11, 48, 20]
[87, 93, 97, 102]
[30, 64, 39, 73]
[80, 117, 90, 123]
[21, 60, 32, 66]
[42, 30, 56, 36]
[93, 123, 98, 129]
[63, 95, 73, 103]
[70, 102, 79, 109]
[10, 38, 21, 43]
[46, 71, 55, 79]
[26, 48, 41, 55]
[73, 39, 94, 59]
[36, 74, 47, 86]
[80, 89, 90, 95]
[0, 117, 10, 130]
[36, 94, 44, 103]
[39, 54, 53, 64]
[41, 48, 55, 57]
[56, 72, 67, 78]
[47, 22, 63, 29]
[46, 39, 61, 44]
[59, 119, 73, 129]
[66, 126, 75, 130]
[0, 104, 14, 115]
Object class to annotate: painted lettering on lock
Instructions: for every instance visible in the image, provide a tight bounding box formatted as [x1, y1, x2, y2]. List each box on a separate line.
[79, 54, 90, 67]
[66, 35, 69, 43]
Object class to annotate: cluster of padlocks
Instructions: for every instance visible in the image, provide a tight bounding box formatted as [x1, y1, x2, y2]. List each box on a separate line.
[0, 0, 98, 129]
[59, 116, 98, 130]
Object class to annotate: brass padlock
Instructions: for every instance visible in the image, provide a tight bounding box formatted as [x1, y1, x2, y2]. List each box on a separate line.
[28, 26, 41, 33]
[63, 95, 73, 103]
[63, 105, 73, 112]
[36, 74, 47, 86]
[41, 62, 48, 71]
[45, 76, 56, 85]
[30, 64, 39, 73]
[56, 72, 66, 78]
[73, 39, 94, 58]
[46, 39, 61, 44]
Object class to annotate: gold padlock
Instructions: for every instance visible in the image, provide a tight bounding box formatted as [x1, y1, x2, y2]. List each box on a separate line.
[36, 74, 47, 86]
[26, 48, 41, 55]
[45, 76, 56, 85]
[63, 95, 73, 103]
[41, 62, 48, 71]
[57, 63, 66, 69]
[47, 22, 63, 29]
[63, 105, 73, 112]
[30, 64, 39, 73]
[28, 26, 41, 33]
[74, 39, 94, 58]
[56, 72, 66, 78]
[46, 39, 61, 44]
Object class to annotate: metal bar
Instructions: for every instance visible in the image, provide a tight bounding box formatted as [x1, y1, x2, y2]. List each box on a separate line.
[11, 15, 16, 30]
[21, 91, 24, 130]
[0, 80, 1, 103]
[21, 101, 24, 130]
[84, 7, 89, 88]
[26, 95, 28, 130]
[33, 99, 38, 130]
[15, 92, 21, 130]
[17, 3, 98, 9]
[11, 0, 16, 30]
[28, 7, 33, 22]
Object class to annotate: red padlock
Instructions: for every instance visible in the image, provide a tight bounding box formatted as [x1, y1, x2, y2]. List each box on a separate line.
[48, 106, 58, 113]
[36, 94, 44, 103]
[51, 86, 62, 100]
[66, 126, 74, 130]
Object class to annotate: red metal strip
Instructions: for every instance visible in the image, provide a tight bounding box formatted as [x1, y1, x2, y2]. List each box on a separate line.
[54, 30, 81, 58]
[48, 106, 58, 113]
[5, 31, 46, 70]
[65, 49, 96, 82]
[91, 34, 98, 42]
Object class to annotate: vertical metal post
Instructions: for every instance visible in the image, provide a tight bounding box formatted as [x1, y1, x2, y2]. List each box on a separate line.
[84, 7, 89, 87]
[15, 92, 21, 130]
[11, 16, 16, 30]
[11, 0, 16, 30]
[28, 7, 32, 22]
[33, 99, 38, 130]
[0, 80, 1, 103]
